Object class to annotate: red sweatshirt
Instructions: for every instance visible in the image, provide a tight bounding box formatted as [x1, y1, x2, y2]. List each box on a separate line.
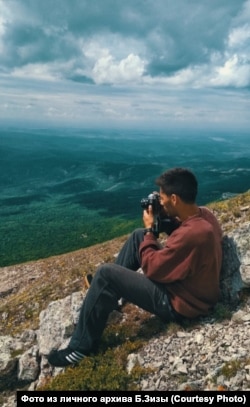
[139, 207, 222, 318]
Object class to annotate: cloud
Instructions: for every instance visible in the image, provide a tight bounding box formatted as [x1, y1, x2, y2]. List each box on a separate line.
[211, 54, 250, 87]
[1, 0, 249, 86]
[92, 52, 145, 84]
[0, 0, 249, 128]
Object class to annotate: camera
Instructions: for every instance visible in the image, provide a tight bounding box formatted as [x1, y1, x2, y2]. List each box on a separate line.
[140, 191, 181, 237]
[140, 191, 161, 215]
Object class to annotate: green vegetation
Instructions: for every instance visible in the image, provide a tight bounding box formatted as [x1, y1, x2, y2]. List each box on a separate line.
[211, 303, 232, 321]
[208, 190, 250, 232]
[209, 356, 250, 389]
[39, 308, 175, 391]
[39, 326, 153, 391]
[0, 201, 140, 267]
[220, 359, 250, 379]
[1, 129, 250, 267]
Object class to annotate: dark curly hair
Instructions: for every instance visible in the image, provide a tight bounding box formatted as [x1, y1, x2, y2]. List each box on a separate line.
[155, 168, 198, 203]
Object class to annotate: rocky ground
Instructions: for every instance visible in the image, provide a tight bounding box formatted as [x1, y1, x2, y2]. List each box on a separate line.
[128, 298, 250, 391]
[1, 194, 250, 405]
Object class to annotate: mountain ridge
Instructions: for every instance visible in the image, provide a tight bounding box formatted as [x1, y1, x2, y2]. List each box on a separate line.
[0, 191, 249, 403]
[0, 190, 249, 337]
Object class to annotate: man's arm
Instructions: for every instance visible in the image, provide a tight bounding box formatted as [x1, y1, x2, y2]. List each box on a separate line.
[139, 229, 192, 283]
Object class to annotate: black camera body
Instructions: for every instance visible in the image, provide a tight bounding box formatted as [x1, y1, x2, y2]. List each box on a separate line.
[140, 192, 161, 214]
[140, 192, 180, 237]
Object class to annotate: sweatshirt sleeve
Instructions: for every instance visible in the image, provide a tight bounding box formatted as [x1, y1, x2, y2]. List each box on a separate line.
[139, 229, 194, 283]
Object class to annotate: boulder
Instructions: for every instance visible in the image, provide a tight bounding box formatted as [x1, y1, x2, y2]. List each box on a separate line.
[229, 222, 250, 287]
[219, 235, 243, 305]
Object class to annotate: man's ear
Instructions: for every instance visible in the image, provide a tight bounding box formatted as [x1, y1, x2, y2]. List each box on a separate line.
[170, 193, 178, 206]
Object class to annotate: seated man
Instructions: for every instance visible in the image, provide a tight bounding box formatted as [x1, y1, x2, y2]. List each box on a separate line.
[48, 167, 222, 367]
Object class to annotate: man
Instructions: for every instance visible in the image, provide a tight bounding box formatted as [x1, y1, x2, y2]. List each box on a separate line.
[48, 167, 222, 367]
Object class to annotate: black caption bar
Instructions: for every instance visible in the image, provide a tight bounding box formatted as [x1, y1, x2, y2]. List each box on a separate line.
[17, 390, 249, 407]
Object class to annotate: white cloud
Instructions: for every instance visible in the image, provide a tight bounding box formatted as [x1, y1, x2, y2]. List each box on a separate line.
[92, 52, 145, 84]
[0, 0, 250, 129]
[0, 1, 9, 53]
[11, 63, 59, 81]
[211, 54, 250, 87]
[229, 25, 250, 48]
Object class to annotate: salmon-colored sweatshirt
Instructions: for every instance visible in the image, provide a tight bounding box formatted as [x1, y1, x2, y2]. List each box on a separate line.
[139, 207, 222, 318]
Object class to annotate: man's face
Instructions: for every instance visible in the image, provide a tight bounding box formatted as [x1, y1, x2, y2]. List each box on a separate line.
[159, 188, 177, 217]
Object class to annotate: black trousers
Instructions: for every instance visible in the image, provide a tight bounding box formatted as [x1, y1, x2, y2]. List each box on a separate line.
[69, 228, 177, 354]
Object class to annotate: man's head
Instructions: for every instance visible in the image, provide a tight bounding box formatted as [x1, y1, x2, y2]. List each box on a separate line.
[155, 168, 198, 218]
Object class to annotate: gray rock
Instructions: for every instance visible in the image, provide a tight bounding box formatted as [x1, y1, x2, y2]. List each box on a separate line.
[0, 336, 18, 392]
[37, 291, 85, 355]
[219, 235, 243, 305]
[229, 222, 250, 286]
[18, 346, 40, 383]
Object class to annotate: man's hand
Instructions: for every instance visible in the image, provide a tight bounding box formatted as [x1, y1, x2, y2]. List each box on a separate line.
[143, 205, 155, 228]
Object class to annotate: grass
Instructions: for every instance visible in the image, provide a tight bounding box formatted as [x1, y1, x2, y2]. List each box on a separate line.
[207, 190, 250, 232]
[39, 341, 152, 391]
[0, 235, 128, 336]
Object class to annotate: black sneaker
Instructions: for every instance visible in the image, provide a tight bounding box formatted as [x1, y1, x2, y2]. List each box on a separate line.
[47, 347, 85, 367]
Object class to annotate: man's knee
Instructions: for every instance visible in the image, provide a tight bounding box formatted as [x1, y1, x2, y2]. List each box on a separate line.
[133, 228, 144, 235]
[95, 263, 118, 281]
[131, 228, 144, 241]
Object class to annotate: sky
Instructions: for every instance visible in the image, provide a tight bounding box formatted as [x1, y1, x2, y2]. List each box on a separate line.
[0, 0, 250, 131]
